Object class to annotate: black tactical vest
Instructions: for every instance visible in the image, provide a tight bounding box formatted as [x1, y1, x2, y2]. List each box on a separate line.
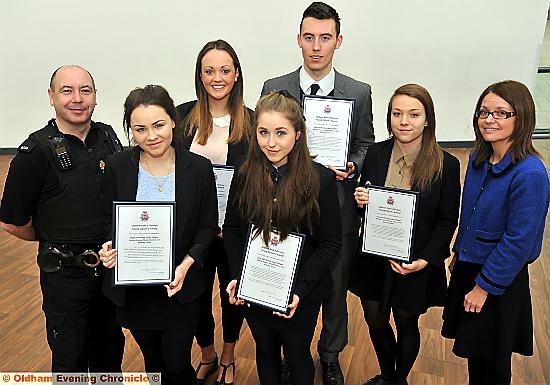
[29, 120, 123, 244]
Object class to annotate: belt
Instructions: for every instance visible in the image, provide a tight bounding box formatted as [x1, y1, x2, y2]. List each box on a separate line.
[38, 241, 102, 273]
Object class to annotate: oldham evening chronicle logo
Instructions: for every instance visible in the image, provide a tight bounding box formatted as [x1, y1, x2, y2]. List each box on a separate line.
[324, 104, 332, 113]
[140, 211, 150, 222]
[387, 196, 395, 205]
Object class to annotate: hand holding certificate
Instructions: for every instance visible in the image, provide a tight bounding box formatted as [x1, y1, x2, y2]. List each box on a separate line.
[237, 227, 304, 314]
[112, 201, 176, 286]
[302, 95, 354, 170]
[361, 185, 418, 262]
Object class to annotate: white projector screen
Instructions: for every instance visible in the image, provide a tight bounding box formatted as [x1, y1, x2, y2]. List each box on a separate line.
[0, 0, 548, 148]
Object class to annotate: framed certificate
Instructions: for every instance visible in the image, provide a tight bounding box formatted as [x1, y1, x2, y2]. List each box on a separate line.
[360, 185, 419, 262]
[212, 165, 235, 228]
[302, 95, 354, 170]
[237, 227, 305, 314]
[112, 201, 176, 286]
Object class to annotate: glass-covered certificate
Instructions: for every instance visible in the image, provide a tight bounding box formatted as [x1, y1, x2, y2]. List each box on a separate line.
[213, 165, 235, 228]
[302, 95, 354, 170]
[237, 227, 305, 314]
[361, 186, 418, 262]
[112, 201, 176, 286]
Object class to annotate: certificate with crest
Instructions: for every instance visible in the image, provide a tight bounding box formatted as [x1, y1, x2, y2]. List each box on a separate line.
[302, 95, 354, 170]
[212, 165, 235, 228]
[112, 201, 175, 285]
[237, 227, 304, 314]
[360, 186, 418, 262]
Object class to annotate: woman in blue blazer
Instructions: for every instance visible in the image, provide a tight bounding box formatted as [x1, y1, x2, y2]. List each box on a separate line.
[442, 80, 550, 385]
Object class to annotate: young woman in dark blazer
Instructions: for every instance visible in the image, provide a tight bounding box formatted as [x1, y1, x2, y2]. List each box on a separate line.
[224, 91, 342, 385]
[176, 39, 252, 385]
[350, 84, 461, 385]
[99, 85, 218, 385]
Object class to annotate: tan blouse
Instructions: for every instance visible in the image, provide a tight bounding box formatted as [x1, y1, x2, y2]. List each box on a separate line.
[384, 142, 419, 190]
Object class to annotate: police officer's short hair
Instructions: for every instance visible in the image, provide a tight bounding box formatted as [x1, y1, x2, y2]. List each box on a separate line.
[49, 65, 96, 91]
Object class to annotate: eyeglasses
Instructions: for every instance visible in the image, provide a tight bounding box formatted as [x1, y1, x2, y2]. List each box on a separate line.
[475, 110, 516, 120]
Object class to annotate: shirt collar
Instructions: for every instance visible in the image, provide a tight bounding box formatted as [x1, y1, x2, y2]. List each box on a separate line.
[488, 152, 514, 175]
[391, 141, 419, 167]
[299, 67, 335, 96]
[268, 163, 288, 183]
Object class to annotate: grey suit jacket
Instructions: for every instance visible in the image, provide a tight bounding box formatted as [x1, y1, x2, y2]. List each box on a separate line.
[261, 68, 374, 234]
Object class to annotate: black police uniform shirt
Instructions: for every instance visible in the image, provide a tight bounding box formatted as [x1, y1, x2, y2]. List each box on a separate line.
[0, 121, 116, 244]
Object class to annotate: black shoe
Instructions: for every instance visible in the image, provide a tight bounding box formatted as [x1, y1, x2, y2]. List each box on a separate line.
[321, 359, 344, 385]
[215, 360, 235, 385]
[280, 357, 291, 385]
[195, 355, 218, 385]
[391, 380, 407, 385]
[363, 374, 393, 385]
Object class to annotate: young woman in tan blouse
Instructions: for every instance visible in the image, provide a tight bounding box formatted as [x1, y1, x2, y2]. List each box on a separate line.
[350, 84, 461, 385]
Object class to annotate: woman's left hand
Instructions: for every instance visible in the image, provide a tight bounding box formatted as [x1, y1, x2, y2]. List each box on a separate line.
[328, 162, 355, 181]
[226, 280, 245, 305]
[389, 259, 428, 275]
[165, 255, 194, 297]
[274, 294, 300, 319]
[463, 284, 488, 313]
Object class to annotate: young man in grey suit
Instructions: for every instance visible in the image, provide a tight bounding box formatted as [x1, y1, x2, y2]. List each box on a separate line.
[261, 2, 375, 385]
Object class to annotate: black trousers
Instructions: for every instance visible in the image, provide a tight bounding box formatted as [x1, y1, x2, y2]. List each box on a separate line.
[467, 357, 512, 385]
[40, 266, 124, 372]
[247, 301, 321, 385]
[195, 238, 244, 347]
[318, 231, 357, 361]
[130, 298, 201, 385]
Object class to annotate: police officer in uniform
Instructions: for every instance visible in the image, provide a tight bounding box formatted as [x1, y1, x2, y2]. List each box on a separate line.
[0, 65, 125, 373]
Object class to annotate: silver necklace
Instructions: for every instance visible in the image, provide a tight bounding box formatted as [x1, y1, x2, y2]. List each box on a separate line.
[143, 151, 174, 192]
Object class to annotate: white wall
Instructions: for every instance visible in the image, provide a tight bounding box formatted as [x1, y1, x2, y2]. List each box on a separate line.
[1, 0, 548, 148]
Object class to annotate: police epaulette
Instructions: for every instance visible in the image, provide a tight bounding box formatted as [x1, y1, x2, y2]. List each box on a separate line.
[18, 138, 37, 153]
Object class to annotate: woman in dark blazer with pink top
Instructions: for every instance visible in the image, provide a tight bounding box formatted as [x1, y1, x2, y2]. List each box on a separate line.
[176, 39, 253, 385]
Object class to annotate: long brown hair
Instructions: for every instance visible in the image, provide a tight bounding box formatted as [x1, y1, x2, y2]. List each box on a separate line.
[472, 80, 540, 166]
[386, 84, 443, 192]
[182, 39, 250, 145]
[236, 91, 320, 245]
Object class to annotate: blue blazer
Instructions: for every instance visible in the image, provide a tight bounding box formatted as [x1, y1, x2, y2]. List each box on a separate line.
[454, 152, 549, 295]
